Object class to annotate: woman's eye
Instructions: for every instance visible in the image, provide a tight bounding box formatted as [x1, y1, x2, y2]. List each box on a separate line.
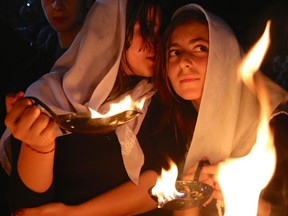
[169, 50, 179, 57]
[194, 45, 208, 52]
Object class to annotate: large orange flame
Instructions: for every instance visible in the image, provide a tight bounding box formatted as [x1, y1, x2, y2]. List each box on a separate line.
[217, 21, 276, 216]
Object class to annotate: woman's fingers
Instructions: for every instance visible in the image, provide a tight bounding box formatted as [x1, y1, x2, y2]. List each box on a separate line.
[5, 97, 56, 147]
[5, 91, 25, 112]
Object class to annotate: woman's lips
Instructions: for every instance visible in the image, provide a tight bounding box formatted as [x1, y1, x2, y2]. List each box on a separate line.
[180, 77, 199, 83]
[147, 56, 156, 63]
[52, 16, 66, 23]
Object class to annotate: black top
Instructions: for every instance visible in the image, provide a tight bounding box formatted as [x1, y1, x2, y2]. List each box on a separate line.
[262, 106, 288, 213]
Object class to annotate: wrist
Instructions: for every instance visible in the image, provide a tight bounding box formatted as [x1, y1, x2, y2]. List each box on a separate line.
[24, 142, 55, 154]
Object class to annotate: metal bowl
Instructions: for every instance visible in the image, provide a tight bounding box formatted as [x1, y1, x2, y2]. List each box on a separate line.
[26, 96, 141, 134]
[149, 180, 214, 210]
[55, 109, 141, 133]
[149, 160, 214, 210]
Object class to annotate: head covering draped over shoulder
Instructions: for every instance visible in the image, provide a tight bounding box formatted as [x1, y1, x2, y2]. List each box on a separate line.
[172, 4, 288, 173]
[0, 0, 156, 184]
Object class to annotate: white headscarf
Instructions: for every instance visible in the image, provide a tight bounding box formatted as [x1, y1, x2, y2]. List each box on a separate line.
[171, 4, 288, 173]
[0, 0, 155, 184]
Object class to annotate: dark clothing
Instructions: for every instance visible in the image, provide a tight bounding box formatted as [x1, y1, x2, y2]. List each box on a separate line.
[0, 166, 10, 216]
[15, 26, 67, 93]
[7, 96, 178, 215]
[262, 104, 288, 215]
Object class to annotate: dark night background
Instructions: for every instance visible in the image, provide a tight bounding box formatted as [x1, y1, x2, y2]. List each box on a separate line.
[1, 0, 287, 77]
[0, 0, 288, 62]
[0, 0, 286, 48]
[0, 0, 287, 216]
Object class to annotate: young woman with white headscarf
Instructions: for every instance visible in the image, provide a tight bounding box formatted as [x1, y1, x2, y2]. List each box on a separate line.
[155, 3, 288, 215]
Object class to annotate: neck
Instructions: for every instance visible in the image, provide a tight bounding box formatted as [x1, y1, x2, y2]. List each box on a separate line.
[192, 99, 201, 111]
[57, 27, 81, 48]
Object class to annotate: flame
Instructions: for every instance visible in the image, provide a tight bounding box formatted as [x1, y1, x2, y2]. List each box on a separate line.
[217, 21, 276, 216]
[88, 95, 145, 118]
[151, 159, 184, 207]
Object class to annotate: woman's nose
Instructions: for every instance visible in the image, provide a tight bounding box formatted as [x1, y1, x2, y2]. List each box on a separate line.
[180, 52, 192, 69]
[51, 0, 64, 9]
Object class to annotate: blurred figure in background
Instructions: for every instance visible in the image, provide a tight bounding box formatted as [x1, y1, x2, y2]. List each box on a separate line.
[15, 0, 95, 93]
[18, 0, 47, 46]
[0, 1, 94, 215]
[0, 0, 94, 134]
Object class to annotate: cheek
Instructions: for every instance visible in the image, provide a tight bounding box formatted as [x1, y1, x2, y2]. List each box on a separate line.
[199, 59, 208, 77]
[200, 66, 207, 87]
[125, 47, 139, 68]
[167, 63, 178, 82]
[130, 33, 144, 51]
[168, 73, 177, 91]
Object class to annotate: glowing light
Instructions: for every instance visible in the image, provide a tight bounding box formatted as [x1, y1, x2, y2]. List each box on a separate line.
[217, 21, 276, 216]
[151, 160, 184, 207]
[88, 95, 144, 118]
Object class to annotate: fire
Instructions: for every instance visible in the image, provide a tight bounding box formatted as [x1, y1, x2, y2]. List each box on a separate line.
[217, 21, 276, 216]
[151, 160, 184, 208]
[88, 95, 145, 118]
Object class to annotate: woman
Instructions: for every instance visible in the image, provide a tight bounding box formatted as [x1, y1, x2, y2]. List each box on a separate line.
[2, 0, 169, 215]
[155, 3, 288, 215]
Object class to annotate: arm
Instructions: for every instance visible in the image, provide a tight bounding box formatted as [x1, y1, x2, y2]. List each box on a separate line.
[173, 208, 199, 216]
[5, 95, 56, 192]
[258, 109, 288, 215]
[5, 94, 57, 211]
[73, 170, 158, 215]
[13, 170, 159, 216]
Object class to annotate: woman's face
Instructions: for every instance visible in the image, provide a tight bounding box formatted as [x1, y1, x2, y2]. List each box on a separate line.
[167, 21, 209, 110]
[124, 7, 161, 77]
[41, 0, 89, 33]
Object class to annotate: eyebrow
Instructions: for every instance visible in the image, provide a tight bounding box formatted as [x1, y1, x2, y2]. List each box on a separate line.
[169, 37, 208, 48]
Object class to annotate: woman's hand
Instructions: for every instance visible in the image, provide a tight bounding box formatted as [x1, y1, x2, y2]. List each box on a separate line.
[182, 160, 215, 188]
[5, 91, 25, 113]
[182, 160, 223, 206]
[5, 92, 56, 150]
[202, 163, 223, 201]
[13, 203, 70, 216]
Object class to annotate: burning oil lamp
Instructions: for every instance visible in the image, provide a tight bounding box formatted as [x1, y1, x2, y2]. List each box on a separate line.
[27, 96, 142, 134]
[149, 160, 213, 210]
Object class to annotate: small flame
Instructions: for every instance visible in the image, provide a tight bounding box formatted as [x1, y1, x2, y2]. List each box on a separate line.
[217, 20, 276, 216]
[151, 160, 184, 207]
[88, 95, 144, 118]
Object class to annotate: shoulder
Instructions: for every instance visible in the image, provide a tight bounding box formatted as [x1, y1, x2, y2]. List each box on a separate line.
[270, 103, 288, 148]
[35, 25, 57, 47]
[271, 102, 288, 124]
